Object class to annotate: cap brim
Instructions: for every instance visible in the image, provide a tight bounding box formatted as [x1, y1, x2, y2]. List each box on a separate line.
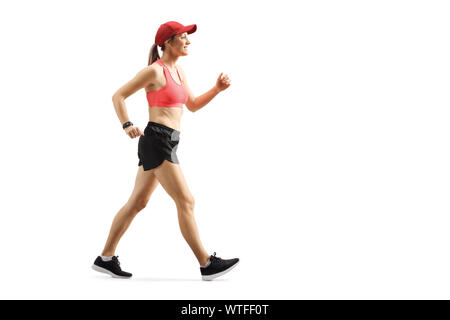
[180, 24, 197, 34]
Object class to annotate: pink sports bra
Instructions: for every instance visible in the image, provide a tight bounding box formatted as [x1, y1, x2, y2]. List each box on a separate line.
[146, 59, 188, 108]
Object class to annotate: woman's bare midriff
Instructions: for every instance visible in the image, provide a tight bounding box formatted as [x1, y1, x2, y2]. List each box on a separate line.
[145, 62, 184, 131]
[148, 106, 183, 131]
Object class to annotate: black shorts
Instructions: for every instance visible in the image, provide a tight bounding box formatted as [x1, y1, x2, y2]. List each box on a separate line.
[138, 121, 181, 171]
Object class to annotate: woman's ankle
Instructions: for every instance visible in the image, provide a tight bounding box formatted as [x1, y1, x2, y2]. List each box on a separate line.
[199, 255, 211, 267]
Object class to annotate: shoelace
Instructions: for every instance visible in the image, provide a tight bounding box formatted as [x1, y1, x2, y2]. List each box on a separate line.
[112, 256, 121, 267]
[210, 252, 223, 263]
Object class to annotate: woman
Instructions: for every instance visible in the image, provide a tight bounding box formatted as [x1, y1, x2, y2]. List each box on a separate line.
[91, 21, 239, 281]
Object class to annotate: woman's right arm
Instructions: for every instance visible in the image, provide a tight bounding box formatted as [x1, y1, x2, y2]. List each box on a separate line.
[112, 66, 157, 138]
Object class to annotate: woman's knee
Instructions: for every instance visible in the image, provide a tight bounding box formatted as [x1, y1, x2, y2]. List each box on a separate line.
[127, 197, 149, 212]
[176, 194, 195, 212]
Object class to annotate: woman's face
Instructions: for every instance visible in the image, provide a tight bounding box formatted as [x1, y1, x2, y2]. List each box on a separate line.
[168, 32, 190, 56]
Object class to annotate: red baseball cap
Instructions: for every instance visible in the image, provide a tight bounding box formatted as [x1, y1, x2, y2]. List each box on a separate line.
[155, 21, 197, 47]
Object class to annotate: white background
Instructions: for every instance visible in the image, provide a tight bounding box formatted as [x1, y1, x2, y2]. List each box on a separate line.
[0, 0, 449, 299]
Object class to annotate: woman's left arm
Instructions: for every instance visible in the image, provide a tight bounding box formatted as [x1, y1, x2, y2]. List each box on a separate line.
[178, 66, 231, 112]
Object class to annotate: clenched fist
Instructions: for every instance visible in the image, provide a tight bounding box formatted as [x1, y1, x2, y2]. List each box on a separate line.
[125, 125, 144, 139]
[215, 72, 231, 92]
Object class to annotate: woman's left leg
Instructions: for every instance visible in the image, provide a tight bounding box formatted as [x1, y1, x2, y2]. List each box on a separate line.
[153, 159, 210, 266]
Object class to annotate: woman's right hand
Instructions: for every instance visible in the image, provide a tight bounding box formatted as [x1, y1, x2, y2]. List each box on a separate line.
[125, 126, 144, 139]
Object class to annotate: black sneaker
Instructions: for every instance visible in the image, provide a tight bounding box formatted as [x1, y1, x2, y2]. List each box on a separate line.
[91, 256, 132, 279]
[200, 252, 239, 281]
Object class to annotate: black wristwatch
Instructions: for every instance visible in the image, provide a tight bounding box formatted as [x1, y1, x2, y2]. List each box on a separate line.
[122, 121, 133, 129]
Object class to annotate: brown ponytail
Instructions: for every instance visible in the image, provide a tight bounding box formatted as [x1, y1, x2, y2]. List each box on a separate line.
[147, 34, 176, 66]
[148, 44, 160, 66]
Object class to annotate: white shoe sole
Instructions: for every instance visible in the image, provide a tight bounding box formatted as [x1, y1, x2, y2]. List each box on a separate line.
[91, 264, 132, 279]
[201, 261, 239, 281]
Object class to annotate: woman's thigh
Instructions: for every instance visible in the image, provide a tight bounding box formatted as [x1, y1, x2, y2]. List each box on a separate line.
[153, 159, 194, 205]
[127, 165, 160, 208]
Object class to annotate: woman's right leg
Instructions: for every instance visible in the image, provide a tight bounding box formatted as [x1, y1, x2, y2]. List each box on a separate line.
[101, 165, 159, 256]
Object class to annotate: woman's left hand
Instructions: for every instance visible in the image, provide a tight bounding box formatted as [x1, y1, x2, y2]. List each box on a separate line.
[215, 72, 231, 92]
